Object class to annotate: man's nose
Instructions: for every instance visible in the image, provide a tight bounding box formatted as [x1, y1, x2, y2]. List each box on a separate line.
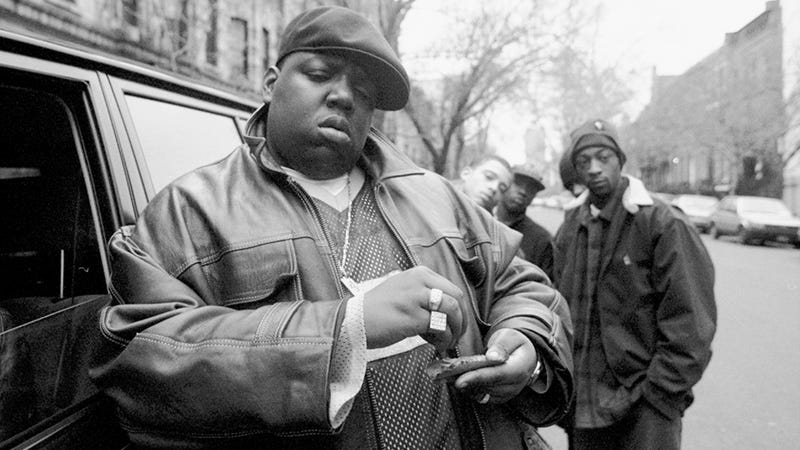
[587, 158, 603, 174]
[325, 75, 355, 111]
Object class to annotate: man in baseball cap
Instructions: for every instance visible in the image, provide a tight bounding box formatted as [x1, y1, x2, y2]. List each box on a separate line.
[495, 162, 554, 280]
[93, 5, 574, 449]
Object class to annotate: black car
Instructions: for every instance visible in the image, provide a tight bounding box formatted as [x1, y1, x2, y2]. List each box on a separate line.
[1, 29, 256, 448]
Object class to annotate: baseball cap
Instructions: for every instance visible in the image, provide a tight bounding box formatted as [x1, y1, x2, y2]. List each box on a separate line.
[512, 163, 545, 192]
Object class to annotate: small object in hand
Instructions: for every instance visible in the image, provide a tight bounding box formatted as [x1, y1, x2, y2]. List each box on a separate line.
[478, 393, 491, 404]
[428, 288, 443, 311]
[428, 310, 447, 332]
[425, 355, 503, 382]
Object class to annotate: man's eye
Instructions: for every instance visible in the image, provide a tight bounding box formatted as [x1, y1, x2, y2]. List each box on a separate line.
[306, 70, 330, 81]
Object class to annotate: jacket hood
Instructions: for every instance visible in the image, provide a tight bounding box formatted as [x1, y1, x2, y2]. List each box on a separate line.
[243, 103, 424, 182]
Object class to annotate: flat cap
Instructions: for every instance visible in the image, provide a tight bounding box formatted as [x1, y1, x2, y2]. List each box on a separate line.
[512, 163, 545, 192]
[277, 6, 410, 111]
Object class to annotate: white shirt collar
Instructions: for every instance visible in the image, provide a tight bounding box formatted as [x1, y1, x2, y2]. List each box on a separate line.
[282, 166, 365, 212]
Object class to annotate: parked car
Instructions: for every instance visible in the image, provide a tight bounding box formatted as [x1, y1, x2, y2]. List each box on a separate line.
[709, 195, 800, 247]
[670, 194, 719, 233]
[649, 192, 676, 204]
[0, 29, 257, 448]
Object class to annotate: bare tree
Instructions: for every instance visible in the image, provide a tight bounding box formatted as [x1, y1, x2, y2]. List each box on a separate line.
[401, 1, 562, 175]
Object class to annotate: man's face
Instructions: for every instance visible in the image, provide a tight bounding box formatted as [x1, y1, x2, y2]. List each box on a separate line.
[574, 146, 622, 202]
[264, 52, 377, 180]
[460, 160, 512, 210]
[500, 175, 541, 215]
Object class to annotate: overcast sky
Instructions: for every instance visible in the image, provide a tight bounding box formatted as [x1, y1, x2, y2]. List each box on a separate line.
[595, 0, 771, 75]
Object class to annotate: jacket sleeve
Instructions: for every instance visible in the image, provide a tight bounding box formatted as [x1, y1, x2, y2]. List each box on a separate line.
[481, 217, 575, 426]
[642, 211, 717, 419]
[90, 200, 347, 443]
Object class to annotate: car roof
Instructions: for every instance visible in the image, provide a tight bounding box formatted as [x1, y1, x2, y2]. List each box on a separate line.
[0, 28, 259, 111]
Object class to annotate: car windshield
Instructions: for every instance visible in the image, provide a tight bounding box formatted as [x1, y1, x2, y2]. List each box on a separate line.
[738, 197, 792, 216]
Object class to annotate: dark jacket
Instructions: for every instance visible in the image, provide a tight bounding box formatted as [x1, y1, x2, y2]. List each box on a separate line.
[554, 176, 716, 420]
[506, 214, 554, 282]
[90, 105, 574, 449]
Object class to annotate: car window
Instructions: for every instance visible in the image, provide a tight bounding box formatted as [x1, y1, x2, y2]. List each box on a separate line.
[124, 94, 244, 192]
[738, 197, 792, 216]
[0, 85, 108, 444]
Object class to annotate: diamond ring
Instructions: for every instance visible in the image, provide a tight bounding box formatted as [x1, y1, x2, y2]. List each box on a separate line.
[428, 311, 447, 332]
[428, 288, 443, 311]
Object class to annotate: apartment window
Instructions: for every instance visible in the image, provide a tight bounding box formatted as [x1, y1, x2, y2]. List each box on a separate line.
[206, 0, 218, 65]
[122, 0, 138, 27]
[231, 18, 249, 76]
[262, 28, 271, 72]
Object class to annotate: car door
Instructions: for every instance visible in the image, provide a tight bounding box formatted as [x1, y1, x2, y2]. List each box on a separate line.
[0, 63, 126, 448]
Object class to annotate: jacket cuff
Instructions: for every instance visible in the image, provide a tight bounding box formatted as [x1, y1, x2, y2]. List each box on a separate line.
[641, 381, 691, 420]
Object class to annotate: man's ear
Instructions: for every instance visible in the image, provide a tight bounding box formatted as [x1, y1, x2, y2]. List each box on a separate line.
[460, 167, 472, 181]
[262, 66, 280, 103]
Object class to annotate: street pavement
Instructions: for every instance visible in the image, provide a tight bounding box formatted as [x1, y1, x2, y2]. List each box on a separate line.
[526, 206, 800, 450]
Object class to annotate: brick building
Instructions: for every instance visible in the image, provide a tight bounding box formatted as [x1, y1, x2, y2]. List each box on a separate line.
[626, 1, 787, 199]
[0, 0, 388, 100]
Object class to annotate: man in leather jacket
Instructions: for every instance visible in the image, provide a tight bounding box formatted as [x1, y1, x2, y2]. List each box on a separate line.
[554, 119, 716, 450]
[90, 6, 574, 449]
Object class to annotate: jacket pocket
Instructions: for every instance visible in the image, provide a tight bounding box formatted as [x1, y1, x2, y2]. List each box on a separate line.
[443, 236, 486, 288]
[199, 238, 298, 307]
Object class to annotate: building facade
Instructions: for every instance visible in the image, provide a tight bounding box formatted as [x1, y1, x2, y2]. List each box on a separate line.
[626, 1, 786, 200]
[0, 0, 391, 101]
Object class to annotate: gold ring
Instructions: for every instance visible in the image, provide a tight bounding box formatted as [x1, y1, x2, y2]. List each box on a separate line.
[478, 393, 491, 404]
[428, 311, 447, 332]
[428, 288, 443, 311]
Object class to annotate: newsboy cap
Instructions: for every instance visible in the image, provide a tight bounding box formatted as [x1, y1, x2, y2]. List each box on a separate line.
[568, 119, 626, 166]
[512, 163, 545, 192]
[277, 6, 410, 111]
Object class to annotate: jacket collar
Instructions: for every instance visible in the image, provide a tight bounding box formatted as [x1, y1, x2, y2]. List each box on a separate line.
[564, 174, 653, 214]
[243, 103, 424, 182]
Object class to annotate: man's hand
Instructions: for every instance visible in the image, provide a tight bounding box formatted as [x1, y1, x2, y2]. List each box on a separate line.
[363, 266, 466, 353]
[453, 328, 538, 404]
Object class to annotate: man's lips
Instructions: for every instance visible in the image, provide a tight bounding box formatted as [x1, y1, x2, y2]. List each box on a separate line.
[318, 115, 352, 145]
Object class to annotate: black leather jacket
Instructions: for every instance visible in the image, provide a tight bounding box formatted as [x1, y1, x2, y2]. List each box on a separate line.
[90, 105, 574, 449]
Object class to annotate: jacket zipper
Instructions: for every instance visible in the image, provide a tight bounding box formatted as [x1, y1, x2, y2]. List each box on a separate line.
[363, 368, 386, 448]
[372, 182, 418, 266]
[286, 178, 345, 300]
[375, 181, 487, 450]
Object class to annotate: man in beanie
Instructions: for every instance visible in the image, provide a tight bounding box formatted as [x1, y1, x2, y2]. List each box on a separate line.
[495, 163, 554, 281]
[553, 119, 716, 449]
[91, 6, 573, 449]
